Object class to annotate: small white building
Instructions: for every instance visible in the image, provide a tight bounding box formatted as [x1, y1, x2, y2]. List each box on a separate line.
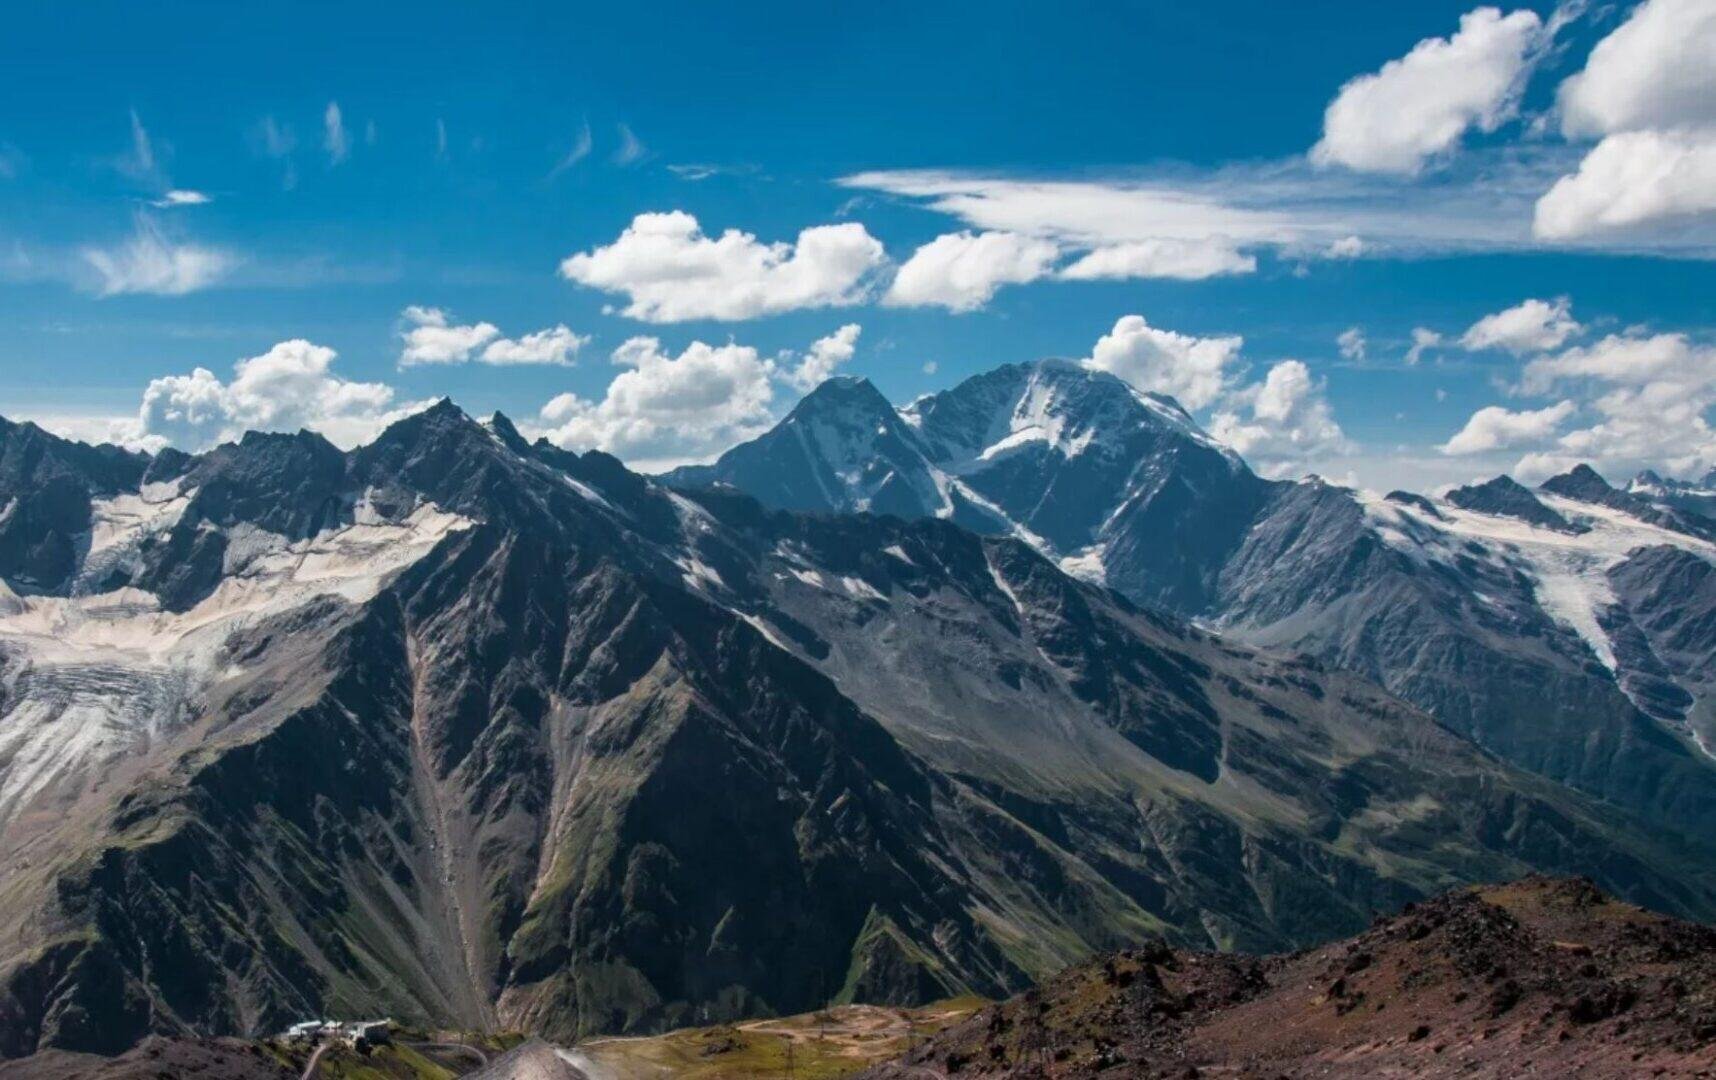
[283, 1019, 333, 1042]
[281, 1017, 391, 1046]
[344, 1019, 392, 1047]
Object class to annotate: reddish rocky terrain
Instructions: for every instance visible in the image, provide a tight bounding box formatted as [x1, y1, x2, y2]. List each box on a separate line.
[862, 876, 1716, 1078]
[5, 1036, 294, 1079]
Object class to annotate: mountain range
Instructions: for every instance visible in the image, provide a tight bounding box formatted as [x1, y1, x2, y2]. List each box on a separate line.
[672, 360, 1716, 840]
[3, 361, 1716, 1061]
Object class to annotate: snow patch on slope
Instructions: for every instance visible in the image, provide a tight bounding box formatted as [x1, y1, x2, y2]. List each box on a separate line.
[73, 480, 192, 594]
[0, 503, 470, 830]
[1058, 545, 1107, 585]
[1358, 489, 1716, 674]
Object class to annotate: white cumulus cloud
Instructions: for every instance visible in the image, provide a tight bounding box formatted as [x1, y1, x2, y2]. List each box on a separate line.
[1557, 0, 1716, 139]
[1521, 330, 1712, 394]
[1536, 0, 1716, 241]
[398, 306, 500, 365]
[131, 339, 421, 452]
[1440, 400, 1576, 454]
[1453, 328, 1716, 482]
[560, 211, 885, 322]
[536, 337, 778, 468]
[1209, 360, 1350, 478]
[1533, 128, 1716, 240]
[482, 325, 588, 366]
[1081, 315, 1243, 411]
[884, 231, 1059, 312]
[398, 306, 586, 367]
[1337, 327, 1367, 361]
[1406, 327, 1443, 365]
[150, 189, 211, 208]
[1460, 297, 1582, 354]
[1311, 7, 1546, 175]
[536, 326, 871, 467]
[782, 324, 862, 392]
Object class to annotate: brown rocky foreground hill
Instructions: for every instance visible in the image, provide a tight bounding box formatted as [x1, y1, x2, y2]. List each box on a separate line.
[11, 876, 1716, 1078]
[861, 875, 1716, 1079]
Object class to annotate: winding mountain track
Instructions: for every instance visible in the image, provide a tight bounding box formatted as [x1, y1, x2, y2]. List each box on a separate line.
[408, 1039, 491, 1068]
[297, 1040, 332, 1080]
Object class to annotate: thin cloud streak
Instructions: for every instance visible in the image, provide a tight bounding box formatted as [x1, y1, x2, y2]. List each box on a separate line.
[841, 144, 1716, 258]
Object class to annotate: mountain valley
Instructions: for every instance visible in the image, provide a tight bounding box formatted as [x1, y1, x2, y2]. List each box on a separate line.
[2, 378, 1716, 1063]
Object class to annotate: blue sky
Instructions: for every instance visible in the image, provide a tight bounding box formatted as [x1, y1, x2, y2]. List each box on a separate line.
[2, 0, 1713, 489]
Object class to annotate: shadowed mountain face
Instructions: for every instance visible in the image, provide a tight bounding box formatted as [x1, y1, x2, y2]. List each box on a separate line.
[0, 417, 150, 594]
[679, 361, 1716, 846]
[2, 402, 1716, 1061]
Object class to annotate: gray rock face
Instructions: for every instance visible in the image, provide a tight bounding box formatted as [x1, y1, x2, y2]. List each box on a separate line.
[1542, 465, 1716, 541]
[1212, 480, 1716, 837]
[1446, 475, 1583, 534]
[1626, 469, 1716, 525]
[0, 418, 150, 594]
[683, 366, 1716, 852]
[4, 402, 1714, 1061]
[669, 377, 951, 520]
[1606, 545, 1716, 748]
[672, 359, 1271, 612]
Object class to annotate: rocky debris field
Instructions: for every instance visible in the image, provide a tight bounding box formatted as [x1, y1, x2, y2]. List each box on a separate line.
[861, 875, 1716, 1078]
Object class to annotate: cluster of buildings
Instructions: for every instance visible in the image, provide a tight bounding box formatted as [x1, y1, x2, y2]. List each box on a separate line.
[282, 1018, 392, 1048]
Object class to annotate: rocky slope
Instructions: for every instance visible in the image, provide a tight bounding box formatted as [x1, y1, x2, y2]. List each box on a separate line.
[2, 404, 1715, 1063]
[862, 875, 1716, 1078]
[677, 360, 1716, 845]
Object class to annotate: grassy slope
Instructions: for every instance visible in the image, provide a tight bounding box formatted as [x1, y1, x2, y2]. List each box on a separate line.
[579, 998, 986, 1079]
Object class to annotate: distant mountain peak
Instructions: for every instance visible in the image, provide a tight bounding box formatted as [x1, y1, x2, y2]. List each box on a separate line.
[668, 357, 1268, 612]
[1540, 463, 1613, 499]
[786, 373, 897, 419]
[419, 395, 469, 420]
[484, 411, 533, 455]
[363, 397, 488, 452]
[1447, 474, 1582, 533]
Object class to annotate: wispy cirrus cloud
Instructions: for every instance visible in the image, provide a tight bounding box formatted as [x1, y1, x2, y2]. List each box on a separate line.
[323, 101, 349, 165]
[80, 215, 234, 297]
[114, 109, 215, 207]
[611, 123, 646, 166]
[117, 108, 162, 184]
[1059, 238, 1255, 281]
[842, 135, 1716, 263]
[0, 142, 27, 180]
[547, 118, 592, 179]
